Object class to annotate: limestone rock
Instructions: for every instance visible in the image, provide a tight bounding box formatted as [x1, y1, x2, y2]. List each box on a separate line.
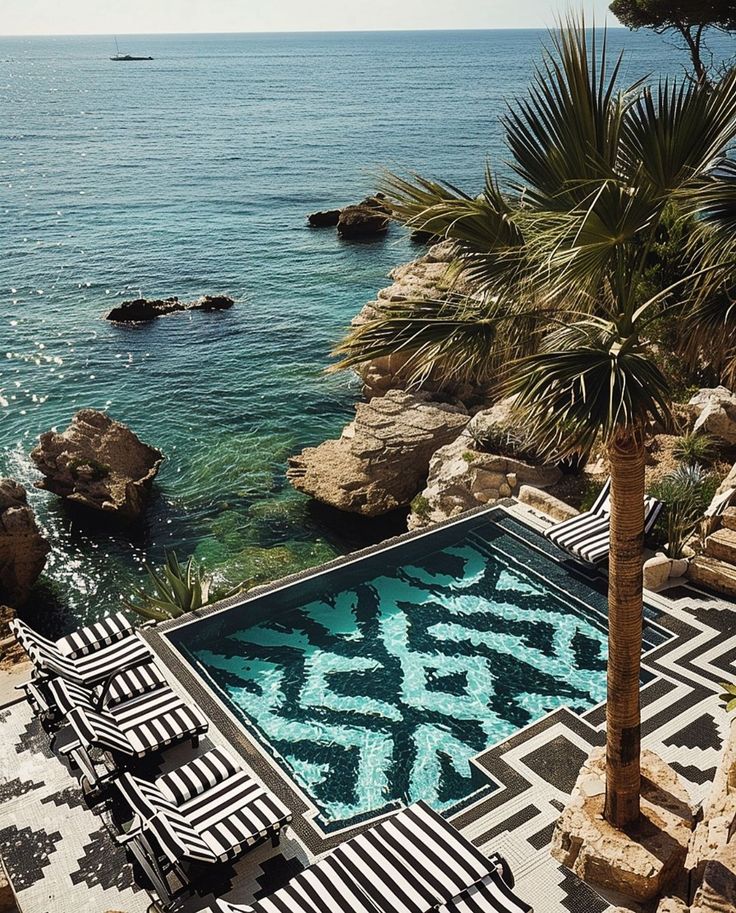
[0, 480, 49, 605]
[518, 485, 579, 522]
[689, 387, 736, 444]
[408, 401, 561, 529]
[551, 747, 695, 903]
[287, 391, 469, 516]
[644, 554, 673, 591]
[31, 410, 163, 520]
[105, 294, 234, 322]
[351, 242, 483, 400]
[690, 842, 736, 913]
[0, 856, 16, 913]
[307, 209, 341, 227]
[656, 899, 689, 913]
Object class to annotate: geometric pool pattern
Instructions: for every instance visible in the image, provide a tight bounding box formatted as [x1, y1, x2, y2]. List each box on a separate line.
[179, 520, 613, 828]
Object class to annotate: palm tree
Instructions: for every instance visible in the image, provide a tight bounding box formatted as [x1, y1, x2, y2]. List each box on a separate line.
[333, 18, 736, 829]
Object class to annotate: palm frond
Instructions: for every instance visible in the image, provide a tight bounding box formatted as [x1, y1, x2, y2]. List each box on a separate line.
[505, 320, 673, 456]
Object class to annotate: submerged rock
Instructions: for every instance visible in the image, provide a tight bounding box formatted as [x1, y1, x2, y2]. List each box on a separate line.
[287, 390, 469, 517]
[0, 479, 50, 605]
[31, 409, 163, 519]
[105, 294, 234, 322]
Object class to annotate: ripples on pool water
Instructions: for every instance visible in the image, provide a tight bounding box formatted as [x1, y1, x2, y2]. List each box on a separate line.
[2, 29, 730, 631]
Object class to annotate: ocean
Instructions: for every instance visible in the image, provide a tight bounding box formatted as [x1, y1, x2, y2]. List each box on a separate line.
[2, 29, 732, 631]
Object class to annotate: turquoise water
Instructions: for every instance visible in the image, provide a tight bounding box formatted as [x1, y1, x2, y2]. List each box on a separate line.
[172, 515, 618, 827]
[2, 30, 732, 629]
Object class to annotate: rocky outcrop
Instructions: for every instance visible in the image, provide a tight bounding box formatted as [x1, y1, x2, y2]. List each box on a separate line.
[551, 747, 695, 903]
[689, 387, 736, 444]
[352, 241, 483, 400]
[337, 197, 390, 240]
[105, 294, 234, 322]
[308, 209, 341, 227]
[287, 390, 469, 516]
[408, 400, 561, 529]
[31, 410, 163, 520]
[0, 480, 49, 605]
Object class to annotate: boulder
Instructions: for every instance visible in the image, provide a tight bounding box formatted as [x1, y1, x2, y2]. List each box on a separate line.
[352, 242, 483, 400]
[287, 390, 469, 516]
[31, 410, 163, 520]
[337, 204, 389, 240]
[408, 400, 561, 529]
[0, 857, 16, 913]
[518, 485, 579, 522]
[551, 747, 695, 903]
[689, 387, 736, 444]
[0, 480, 49, 605]
[308, 209, 341, 227]
[690, 842, 736, 913]
[105, 294, 233, 322]
[644, 554, 674, 591]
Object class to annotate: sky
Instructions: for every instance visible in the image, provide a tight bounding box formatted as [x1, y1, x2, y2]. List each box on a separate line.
[1, 1, 620, 37]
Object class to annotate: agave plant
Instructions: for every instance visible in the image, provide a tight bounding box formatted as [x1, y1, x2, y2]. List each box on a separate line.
[125, 551, 213, 622]
[719, 682, 736, 713]
[333, 16, 736, 829]
[650, 464, 719, 558]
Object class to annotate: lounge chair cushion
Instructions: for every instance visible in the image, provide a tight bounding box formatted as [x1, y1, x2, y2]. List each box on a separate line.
[157, 744, 241, 804]
[436, 869, 533, 913]
[56, 611, 134, 658]
[49, 661, 168, 716]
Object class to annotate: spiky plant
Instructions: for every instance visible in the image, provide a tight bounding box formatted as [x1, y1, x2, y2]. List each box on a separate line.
[332, 17, 736, 829]
[125, 551, 212, 622]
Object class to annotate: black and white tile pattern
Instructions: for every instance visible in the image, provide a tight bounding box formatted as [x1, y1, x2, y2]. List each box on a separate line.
[0, 501, 734, 913]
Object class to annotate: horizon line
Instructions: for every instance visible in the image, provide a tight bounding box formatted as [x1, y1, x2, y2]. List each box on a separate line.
[0, 24, 625, 39]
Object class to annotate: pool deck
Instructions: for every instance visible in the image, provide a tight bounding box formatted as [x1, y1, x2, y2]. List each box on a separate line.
[1, 500, 735, 913]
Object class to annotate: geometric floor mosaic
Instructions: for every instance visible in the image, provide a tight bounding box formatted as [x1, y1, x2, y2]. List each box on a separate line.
[0, 501, 734, 913]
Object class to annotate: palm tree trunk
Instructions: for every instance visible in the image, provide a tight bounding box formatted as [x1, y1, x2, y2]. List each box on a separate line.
[604, 429, 645, 829]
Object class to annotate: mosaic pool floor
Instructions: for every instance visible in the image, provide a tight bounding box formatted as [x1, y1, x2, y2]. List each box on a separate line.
[172, 514, 661, 829]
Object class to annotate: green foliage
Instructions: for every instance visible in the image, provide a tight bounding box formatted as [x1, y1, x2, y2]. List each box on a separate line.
[580, 479, 608, 512]
[649, 464, 719, 558]
[672, 432, 719, 465]
[461, 451, 477, 463]
[67, 458, 110, 482]
[465, 423, 543, 464]
[719, 681, 736, 713]
[610, 0, 736, 82]
[125, 551, 213, 622]
[333, 17, 736, 459]
[410, 494, 431, 519]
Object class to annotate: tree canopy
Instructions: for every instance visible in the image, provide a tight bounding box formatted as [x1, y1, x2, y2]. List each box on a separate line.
[610, 0, 736, 81]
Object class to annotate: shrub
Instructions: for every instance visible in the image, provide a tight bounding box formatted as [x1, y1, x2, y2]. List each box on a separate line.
[410, 494, 431, 519]
[672, 432, 719, 465]
[465, 422, 543, 464]
[125, 550, 213, 622]
[649, 464, 719, 559]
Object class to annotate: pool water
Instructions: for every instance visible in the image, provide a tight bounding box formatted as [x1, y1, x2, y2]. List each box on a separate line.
[170, 512, 663, 829]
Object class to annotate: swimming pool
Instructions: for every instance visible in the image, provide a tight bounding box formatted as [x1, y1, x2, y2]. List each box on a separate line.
[167, 508, 667, 831]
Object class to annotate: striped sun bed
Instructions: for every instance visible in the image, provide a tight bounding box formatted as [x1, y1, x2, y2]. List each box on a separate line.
[10, 613, 153, 714]
[544, 479, 663, 564]
[59, 685, 208, 789]
[214, 801, 531, 913]
[116, 747, 291, 907]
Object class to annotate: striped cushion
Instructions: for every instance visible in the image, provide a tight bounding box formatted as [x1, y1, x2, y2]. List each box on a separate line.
[9, 618, 58, 657]
[183, 769, 291, 861]
[436, 870, 532, 913]
[146, 810, 218, 865]
[104, 661, 168, 706]
[48, 678, 96, 716]
[67, 705, 134, 755]
[157, 745, 240, 805]
[329, 802, 492, 913]
[57, 611, 133, 658]
[111, 687, 208, 757]
[115, 771, 179, 821]
[73, 635, 153, 685]
[247, 853, 378, 913]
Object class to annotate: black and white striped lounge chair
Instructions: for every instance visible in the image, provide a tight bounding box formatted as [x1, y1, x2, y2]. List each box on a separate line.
[213, 801, 531, 913]
[115, 747, 291, 907]
[544, 479, 663, 564]
[58, 683, 208, 789]
[10, 612, 153, 716]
